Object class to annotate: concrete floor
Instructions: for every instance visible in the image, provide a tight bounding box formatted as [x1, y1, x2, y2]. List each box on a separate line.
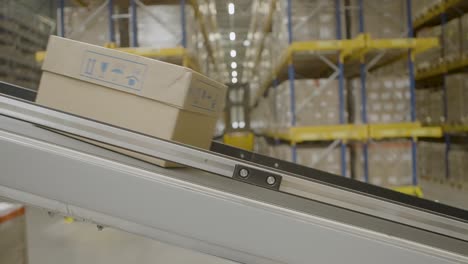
[25, 206, 236, 264]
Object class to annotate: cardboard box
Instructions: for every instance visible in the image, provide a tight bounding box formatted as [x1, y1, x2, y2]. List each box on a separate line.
[354, 141, 412, 187]
[36, 36, 226, 167]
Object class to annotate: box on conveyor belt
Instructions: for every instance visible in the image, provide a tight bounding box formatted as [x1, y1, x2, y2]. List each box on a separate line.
[36, 36, 227, 167]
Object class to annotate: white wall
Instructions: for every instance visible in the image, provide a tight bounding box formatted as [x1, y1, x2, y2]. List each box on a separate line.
[25, 206, 236, 264]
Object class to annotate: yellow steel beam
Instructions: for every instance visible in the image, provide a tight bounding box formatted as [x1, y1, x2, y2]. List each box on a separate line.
[290, 124, 368, 142]
[264, 122, 443, 143]
[369, 122, 442, 139]
[290, 38, 363, 53]
[413, 0, 462, 30]
[366, 37, 439, 52]
[115, 46, 186, 57]
[442, 124, 468, 133]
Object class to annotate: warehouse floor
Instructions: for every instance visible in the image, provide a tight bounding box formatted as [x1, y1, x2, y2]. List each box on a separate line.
[25, 207, 236, 264]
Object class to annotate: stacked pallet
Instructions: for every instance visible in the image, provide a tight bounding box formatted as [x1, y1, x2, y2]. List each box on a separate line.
[446, 73, 468, 124]
[354, 141, 413, 187]
[416, 13, 468, 70]
[351, 0, 408, 39]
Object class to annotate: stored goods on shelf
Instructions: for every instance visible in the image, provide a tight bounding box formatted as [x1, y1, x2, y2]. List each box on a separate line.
[412, 0, 442, 21]
[272, 0, 338, 66]
[351, 75, 411, 124]
[443, 17, 463, 61]
[351, 0, 407, 39]
[253, 137, 350, 177]
[418, 141, 446, 180]
[449, 144, 468, 182]
[446, 73, 468, 124]
[354, 140, 413, 187]
[274, 79, 342, 128]
[415, 25, 442, 69]
[296, 143, 350, 177]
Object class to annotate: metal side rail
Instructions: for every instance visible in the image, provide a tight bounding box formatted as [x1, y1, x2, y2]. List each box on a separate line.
[0, 94, 468, 263]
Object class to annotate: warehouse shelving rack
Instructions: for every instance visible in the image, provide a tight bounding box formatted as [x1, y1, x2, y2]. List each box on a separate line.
[414, 0, 468, 184]
[0, 0, 55, 90]
[38, 0, 220, 76]
[253, 0, 440, 183]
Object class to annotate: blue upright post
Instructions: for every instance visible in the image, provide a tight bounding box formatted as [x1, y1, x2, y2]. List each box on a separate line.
[286, 0, 297, 163]
[441, 12, 450, 179]
[406, 0, 418, 185]
[335, 0, 347, 176]
[180, 0, 187, 48]
[130, 0, 138, 47]
[58, 0, 65, 37]
[358, 0, 369, 182]
[108, 0, 116, 43]
[273, 78, 281, 146]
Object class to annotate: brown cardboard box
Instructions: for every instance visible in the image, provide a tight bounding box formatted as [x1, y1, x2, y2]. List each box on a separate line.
[354, 141, 412, 187]
[463, 14, 468, 55]
[37, 36, 226, 167]
[444, 18, 463, 60]
[446, 73, 468, 124]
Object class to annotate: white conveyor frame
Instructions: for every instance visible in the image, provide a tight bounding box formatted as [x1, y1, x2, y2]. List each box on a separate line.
[0, 94, 468, 264]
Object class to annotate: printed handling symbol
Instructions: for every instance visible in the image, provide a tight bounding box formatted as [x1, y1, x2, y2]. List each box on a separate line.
[126, 75, 139, 87]
[101, 62, 109, 73]
[111, 68, 124, 75]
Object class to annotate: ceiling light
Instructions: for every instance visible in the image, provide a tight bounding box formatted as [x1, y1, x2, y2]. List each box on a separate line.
[232, 121, 239, 129]
[232, 71, 238, 77]
[243, 40, 250, 46]
[229, 32, 236, 41]
[228, 3, 235, 15]
[230, 50, 236, 57]
[231, 62, 237, 69]
[232, 77, 238, 83]
[239, 121, 245, 128]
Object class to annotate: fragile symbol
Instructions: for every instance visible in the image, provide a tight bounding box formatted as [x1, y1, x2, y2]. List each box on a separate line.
[84, 58, 96, 75]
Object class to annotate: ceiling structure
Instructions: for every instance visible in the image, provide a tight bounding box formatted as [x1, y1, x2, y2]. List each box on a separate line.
[214, 0, 274, 84]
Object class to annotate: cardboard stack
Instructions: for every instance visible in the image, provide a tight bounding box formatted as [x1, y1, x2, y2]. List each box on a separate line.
[463, 14, 468, 54]
[351, 0, 407, 39]
[415, 25, 442, 70]
[351, 75, 411, 124]
[449, 144, 468, 182]
[254, 141, 350, 176]
[443, 18, 463, 61]
[272, 0, 337, 65]
[36, 36, 226, 167]
[0, 204, 27, 264]
[446, 73, 468, 124]
[412, 0, 441, 21]
[354, 141, 413, 187]
[296, 143, 350, 176]
[416, 89, 430, 124]
[418, 141, 445, 180]
[250, 91, 275, 132]
[275, 79, 342, 128]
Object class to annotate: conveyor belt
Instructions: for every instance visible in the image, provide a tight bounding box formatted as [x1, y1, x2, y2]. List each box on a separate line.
[0, 85, 468, 264]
